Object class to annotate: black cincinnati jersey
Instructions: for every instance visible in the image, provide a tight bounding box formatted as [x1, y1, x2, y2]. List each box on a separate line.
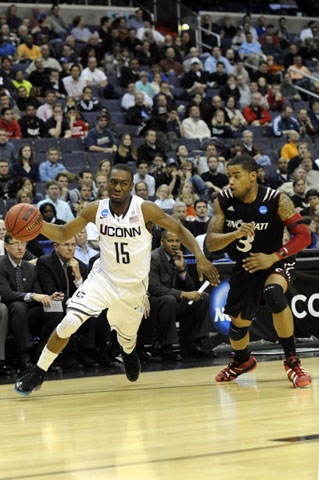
[218, 185, 284, 261]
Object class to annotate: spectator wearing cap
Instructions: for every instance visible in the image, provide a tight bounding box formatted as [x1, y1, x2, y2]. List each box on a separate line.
[137, 129, 166, 165]
[85, 114, 117, 154]
[180, 58, 208, 92]
[62, 64, 87, 99]
[48, 5, 68, 35]
[156, 158, 181, 197]
[133, 160, 155, 197]
[0, 108, 21, 139]
[183, 47, 203, 72]
[65, 106, 88, 138]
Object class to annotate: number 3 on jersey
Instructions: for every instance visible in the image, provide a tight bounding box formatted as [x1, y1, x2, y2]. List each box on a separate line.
[115, 242, 130, 264]
[237, 234, 254, 253]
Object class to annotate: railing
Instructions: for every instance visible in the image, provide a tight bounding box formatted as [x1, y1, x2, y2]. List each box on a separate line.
[288, 68, 319, 100]
[196, 25, 221, 49]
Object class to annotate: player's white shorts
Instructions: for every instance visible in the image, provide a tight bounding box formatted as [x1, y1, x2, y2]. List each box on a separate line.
[67, 262, 148, 351]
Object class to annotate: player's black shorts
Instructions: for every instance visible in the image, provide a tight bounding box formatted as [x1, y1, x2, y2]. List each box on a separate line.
[224, 260, 295, 321]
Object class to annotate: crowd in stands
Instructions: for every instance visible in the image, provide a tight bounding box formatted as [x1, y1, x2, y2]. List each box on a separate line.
[0, 4, 319, 375]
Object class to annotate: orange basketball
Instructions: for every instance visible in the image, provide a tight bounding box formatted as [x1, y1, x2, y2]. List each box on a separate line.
[5, 203, 43, 241]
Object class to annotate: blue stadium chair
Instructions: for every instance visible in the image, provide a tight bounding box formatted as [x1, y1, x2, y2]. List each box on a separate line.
[264, 150, 279, 165]
[292, 101, 309, 111]
[82, 112, 98, 125]
[107, 76, 119, 88]
[38, 240, 55, 255]
[271, 137, 286, 152]
[101, 99, 122, 112]
[182, 138, 201, 150]
[87, 152, 111, 170]
[112, 124, 139, 138]
[133, 137, 145, 148]
[11, 62, 31, 75]
[60, 137, 85, 152]
[110, 112, 126, 124]
[168, 77, 181, 88]
[62, 152, 88, 174]
[10, 138, 35, 150]
[245, 125, 264, 137]
[35, 138, 60, 153]
[35, 182, 47, 196]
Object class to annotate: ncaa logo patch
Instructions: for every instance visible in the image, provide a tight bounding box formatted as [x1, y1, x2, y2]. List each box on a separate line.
[259, 205, 268, 214]
[100, 209, 108, 217]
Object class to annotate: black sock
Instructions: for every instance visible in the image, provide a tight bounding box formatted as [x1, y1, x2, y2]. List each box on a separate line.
[233, 347, 250, 364]
[279, 336, 296, 359]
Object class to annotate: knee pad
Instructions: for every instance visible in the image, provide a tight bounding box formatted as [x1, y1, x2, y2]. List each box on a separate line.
[56, 311, 83, 339]
[229, 322, 249, 341]
[263, 284, 287, 314]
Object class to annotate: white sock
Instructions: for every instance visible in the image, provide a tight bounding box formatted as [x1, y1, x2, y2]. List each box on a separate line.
[37, 346, 58, 372]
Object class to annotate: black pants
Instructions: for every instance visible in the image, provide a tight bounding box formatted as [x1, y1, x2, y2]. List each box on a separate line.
[140, 293, 210, 352]
[8, 301, 43, 355]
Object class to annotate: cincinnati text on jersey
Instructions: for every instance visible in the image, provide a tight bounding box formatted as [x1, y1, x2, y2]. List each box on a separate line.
[225, 219, 269, 230]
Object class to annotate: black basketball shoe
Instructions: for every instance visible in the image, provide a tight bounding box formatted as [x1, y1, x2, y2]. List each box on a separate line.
[120, 347, 141, 382]
[14, 366, 45, 396]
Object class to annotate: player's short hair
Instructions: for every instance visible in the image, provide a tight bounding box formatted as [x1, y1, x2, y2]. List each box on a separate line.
[109, 163, 133, 182]
[227, 154, 258, 173]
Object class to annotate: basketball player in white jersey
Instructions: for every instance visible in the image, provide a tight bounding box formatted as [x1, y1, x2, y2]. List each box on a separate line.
[15, 164, 219, 395]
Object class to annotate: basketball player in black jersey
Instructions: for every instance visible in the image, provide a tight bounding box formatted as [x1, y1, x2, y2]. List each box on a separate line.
[206, 155, 311, 388]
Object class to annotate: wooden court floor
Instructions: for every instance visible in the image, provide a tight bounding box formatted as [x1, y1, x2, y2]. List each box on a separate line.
[0, 357, 318, 480]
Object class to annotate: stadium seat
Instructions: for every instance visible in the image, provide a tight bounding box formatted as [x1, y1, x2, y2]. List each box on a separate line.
[101, 99, 122, 112]
[63, 152, 88, 174]
[60, 137, 85, 152]
[82, 112, 99, 125]
[182, 138, 201, 150]
[87, 152, 111, 170]
[112, 124, 139, 138]
[110, 112, 126, 124]
[35, 138, 60, 153]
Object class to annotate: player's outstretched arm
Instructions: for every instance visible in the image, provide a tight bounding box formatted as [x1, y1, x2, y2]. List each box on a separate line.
[142, 201, 220, 286]
[40, 203, 98, 243]
[206, 199, 255, 251]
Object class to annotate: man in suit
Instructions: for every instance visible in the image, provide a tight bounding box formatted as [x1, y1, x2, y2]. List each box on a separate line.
[147, 229, 211, 359]
[0, 234, 59, 372]
[36, 237, 106, 368]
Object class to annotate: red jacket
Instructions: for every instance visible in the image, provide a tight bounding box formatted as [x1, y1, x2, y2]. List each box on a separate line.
[0, 119, 21, 138]
[243, 105, 272, 125]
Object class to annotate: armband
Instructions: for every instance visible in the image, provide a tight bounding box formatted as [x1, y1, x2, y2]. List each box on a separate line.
[275, 213, 311, 260]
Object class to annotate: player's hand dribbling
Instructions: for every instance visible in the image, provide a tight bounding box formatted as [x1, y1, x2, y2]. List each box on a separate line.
[242, 252, 278, 273]
[235, 222, 255, 239]
[196, 256, 220, 287]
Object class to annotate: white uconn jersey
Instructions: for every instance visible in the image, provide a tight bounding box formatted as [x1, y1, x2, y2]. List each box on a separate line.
[95, 195, 152, 286]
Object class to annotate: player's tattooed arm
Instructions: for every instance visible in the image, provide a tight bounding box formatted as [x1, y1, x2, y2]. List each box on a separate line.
[206, 199, 238, 251]
[207, 199, 225, 234]
[277, 193, 296, 222]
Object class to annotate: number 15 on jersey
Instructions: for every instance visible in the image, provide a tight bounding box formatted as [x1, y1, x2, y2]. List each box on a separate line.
[115, 242, 130, 264]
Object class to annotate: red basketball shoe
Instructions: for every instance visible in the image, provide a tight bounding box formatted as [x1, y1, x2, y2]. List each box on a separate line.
[284, 356, 311, 388]
[215, 355, 257, 382]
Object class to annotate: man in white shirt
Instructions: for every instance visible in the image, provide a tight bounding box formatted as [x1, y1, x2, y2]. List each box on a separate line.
[182, 105, 211, 139]
[137, 20, 165, 45]
[62, 64, 86, 99]
[37, 180, 74, 223]
[133, 160, 155, 197]
[26, 44, 62, 74]
[121, 82, 153, 110]
[80, 56, 107, 88]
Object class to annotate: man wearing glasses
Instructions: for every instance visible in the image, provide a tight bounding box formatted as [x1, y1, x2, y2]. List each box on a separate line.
[0, 234, 61, 372]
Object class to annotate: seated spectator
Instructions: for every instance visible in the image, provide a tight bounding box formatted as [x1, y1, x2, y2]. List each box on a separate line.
[277, 166, 307, 197]
[178, 191, 196, 219]
[121, 82, 153, 111]
[136, 40, 157, 68]
[12, 144, 39, 182]
[261, 33, 282, 62]
[183, 47, 203, 72]
[15, 188, 33, 205]
[0, 107, 21, 138]
[266, 83, 285, 112]
[153, 81, 177, 108]
[147, 229, 211, 359]
[71, 15, 93, 43]
[20, 177, 43, 204]
[135, 70, 153, 98]
[243, 92, 271, 126]
[201, 95, 228, 125]
[280, 70, 302, 103]
[37, 180, 74, 222]
[207, 61, 228, 89]
[39, 147, 68, 182]
[137, 129, 166, 165]
[133, 160, 155, 197]
[240, 130, 271, 167]
[180, 58, 207, 91]
[0, 234, 55, 372]
[290, 178, 308, 211]
[36, 89, 56, 122]
[125, 91, 152, 125]
[186, 199, 210, 237]
[18, 104, 46, 138]
[257, 165, 271, 187]
[17, 33, 41, 61]
[301, 157, 319, 191]
[80, 56, 107, 88]
[72, 182, 93, 216]
[224, 96, 247, 126]
[15, 86, 40, 112]
[74, 229, 99, 266]
[182, 105, 211, 139]
[62, 64, 87, 100]
[204, 46, 232, 74]
[281, 130, 300, 160]
[48, 5, 68, 35]
[41, 69, 67, 99]
[137, 19, 165, 46]
[0, 128, 17, 162]
[288, 55, 312, 91]
[210, 109, 233, 139]
[308, 99, 319, 131]
[219, 75, 240, 103]
[197, 142, 226, 175]
[0, 158, 19, 199]
[303, 216, 318, 248]
[80, 33, 104, 67]
[27, 58, 51, 97]
[12, 70, 32, 96]
[0, 33, 16, 59]
[78, 86, 101, 112]
[238, 32, 262, 66]
[156, 158, 181, 197]
[56, 172, 78, 205]
[273, 104, 300, 137]
[45, 103, 71, 139]
[288, 141, 316, 175]
[200, 155, 228, 193]
[270, 157, 292, 189]
[85, 114, 117, 154]
[297, 108, 316, 137]
[154, 184, 175, 210]
[37, 202, 65, 241]
[113, 133, 138, 166]
[134, 181, 149, 201]
[65, 106, 88, 139]
[119, 57, 140, 88]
